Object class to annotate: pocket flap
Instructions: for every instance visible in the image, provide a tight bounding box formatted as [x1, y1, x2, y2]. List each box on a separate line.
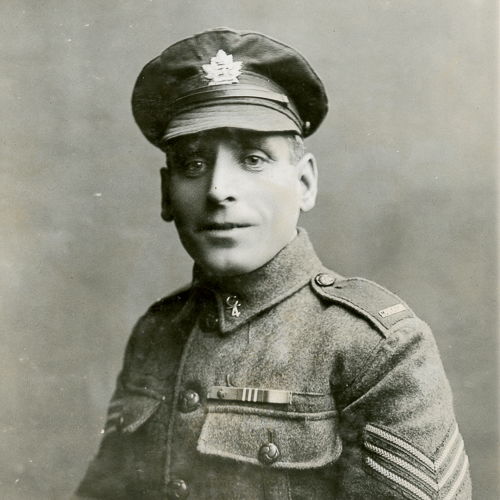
[104, 394, 161, 435]
[197, 406, 342, 469]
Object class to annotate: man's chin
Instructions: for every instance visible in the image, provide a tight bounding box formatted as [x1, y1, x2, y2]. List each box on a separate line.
[194, 251, 265, 277]
[197, 260, 254, 278]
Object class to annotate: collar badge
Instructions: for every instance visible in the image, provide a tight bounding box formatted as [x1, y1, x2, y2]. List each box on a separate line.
[225, 295, 241, 318]
[202, 50, 243, 86]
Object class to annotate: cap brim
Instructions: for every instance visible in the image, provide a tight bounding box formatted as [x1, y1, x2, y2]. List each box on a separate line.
[163, 103, 301, 141]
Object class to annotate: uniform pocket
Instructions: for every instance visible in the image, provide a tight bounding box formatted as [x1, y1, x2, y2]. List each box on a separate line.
[197, 405, 342, 469]
[103, 392, 162, 437]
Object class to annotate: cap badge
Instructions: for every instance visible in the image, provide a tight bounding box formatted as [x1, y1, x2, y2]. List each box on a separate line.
[202, 50, 243, 86]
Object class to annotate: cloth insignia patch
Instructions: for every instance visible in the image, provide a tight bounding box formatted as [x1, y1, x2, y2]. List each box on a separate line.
[202, 50, 243, 85]
[364, 423, 469, 500]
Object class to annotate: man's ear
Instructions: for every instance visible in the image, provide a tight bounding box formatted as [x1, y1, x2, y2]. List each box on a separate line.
[297, 153, 318, 213]
[160, 167, 174, 222]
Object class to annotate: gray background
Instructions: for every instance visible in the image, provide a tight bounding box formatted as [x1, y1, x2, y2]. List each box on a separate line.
[1, 1, 497, 499]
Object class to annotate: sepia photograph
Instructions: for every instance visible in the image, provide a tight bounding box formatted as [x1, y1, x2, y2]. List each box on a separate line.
[1, 1, 497, 499]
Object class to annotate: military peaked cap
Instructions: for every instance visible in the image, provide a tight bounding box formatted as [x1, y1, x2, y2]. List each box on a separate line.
[132, 28, 328, 150]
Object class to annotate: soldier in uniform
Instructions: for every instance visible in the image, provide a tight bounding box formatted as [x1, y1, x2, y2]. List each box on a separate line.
[74, 28, 471, 500]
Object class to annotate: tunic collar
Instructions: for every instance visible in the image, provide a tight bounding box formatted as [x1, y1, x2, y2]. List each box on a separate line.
[187, 228, 324, 335]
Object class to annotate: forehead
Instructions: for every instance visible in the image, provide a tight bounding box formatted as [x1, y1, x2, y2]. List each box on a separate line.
[165, 128, 293, 154]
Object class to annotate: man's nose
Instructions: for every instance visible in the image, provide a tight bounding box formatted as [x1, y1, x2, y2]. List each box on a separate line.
[206, 148, 239, 204]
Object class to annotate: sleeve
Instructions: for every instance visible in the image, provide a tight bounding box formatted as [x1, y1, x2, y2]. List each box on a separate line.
[73, 291, 191, 500]
[73, 339, 135, 500]
[74, 320, 165, 500]
[332, 317, 471, 500]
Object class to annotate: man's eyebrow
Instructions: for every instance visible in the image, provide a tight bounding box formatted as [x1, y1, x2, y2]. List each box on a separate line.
[169, 137, 207, 157]
[235, 133, 275, 152]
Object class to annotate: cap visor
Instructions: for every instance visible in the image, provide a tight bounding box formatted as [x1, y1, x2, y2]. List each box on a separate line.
[164, 103, 301, 141]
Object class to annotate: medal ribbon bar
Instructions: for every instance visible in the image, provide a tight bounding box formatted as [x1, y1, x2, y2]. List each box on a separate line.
[207, 386, 292, 404]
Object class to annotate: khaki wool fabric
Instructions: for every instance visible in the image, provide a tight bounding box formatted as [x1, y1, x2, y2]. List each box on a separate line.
[76, 229, 471, 500]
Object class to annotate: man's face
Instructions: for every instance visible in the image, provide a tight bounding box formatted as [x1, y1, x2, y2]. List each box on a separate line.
[161, 128, 317, 276]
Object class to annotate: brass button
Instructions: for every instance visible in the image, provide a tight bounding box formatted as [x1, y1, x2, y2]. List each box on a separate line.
[217, 388, 226, 399]
[199, 309, 219, 332]
[178, 389, 200, 413]
[258, 443, 280, 465]
[166, 478, 189, 499]
[315, 273, 336, 287]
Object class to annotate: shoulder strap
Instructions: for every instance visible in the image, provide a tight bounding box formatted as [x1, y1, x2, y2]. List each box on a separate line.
[147, 285, 192, 314]
[311, 273, 414, 337]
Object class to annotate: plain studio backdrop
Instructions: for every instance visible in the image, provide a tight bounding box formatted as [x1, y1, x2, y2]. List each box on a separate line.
[1, 1, 498, 499]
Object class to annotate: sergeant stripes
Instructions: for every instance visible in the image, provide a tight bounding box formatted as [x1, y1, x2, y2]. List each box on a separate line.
[101, 400, 121, 436]
[442, 457, 469, 500]
[365, 458, 432, 500]
[366, 424, 434, 471]
[364, 443, 439, 492]
[364, 422, 468, 500]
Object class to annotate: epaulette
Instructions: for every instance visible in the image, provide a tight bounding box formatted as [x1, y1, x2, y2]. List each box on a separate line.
[310, 273, 414, 337]
[147, 285, 192, 315]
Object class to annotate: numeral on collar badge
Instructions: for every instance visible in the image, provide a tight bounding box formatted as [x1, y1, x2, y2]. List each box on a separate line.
[225, 295, 241, 317]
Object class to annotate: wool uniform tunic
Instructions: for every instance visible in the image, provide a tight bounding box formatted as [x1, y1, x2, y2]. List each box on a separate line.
[76, 230, 471, 500]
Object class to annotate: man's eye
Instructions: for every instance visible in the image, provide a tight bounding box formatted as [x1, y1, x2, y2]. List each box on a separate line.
[182, 160, 209, 177]
[242, 155, 266, 169]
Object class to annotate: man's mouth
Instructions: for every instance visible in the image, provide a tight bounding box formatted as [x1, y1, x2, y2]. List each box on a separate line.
[197, 222, 252, 232]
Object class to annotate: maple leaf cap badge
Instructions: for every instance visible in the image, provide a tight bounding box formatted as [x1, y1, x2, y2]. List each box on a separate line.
[202, 50, 243, 85]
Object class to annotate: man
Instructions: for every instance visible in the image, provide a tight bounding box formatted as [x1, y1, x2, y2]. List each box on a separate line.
[75, 28, 471, 500]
